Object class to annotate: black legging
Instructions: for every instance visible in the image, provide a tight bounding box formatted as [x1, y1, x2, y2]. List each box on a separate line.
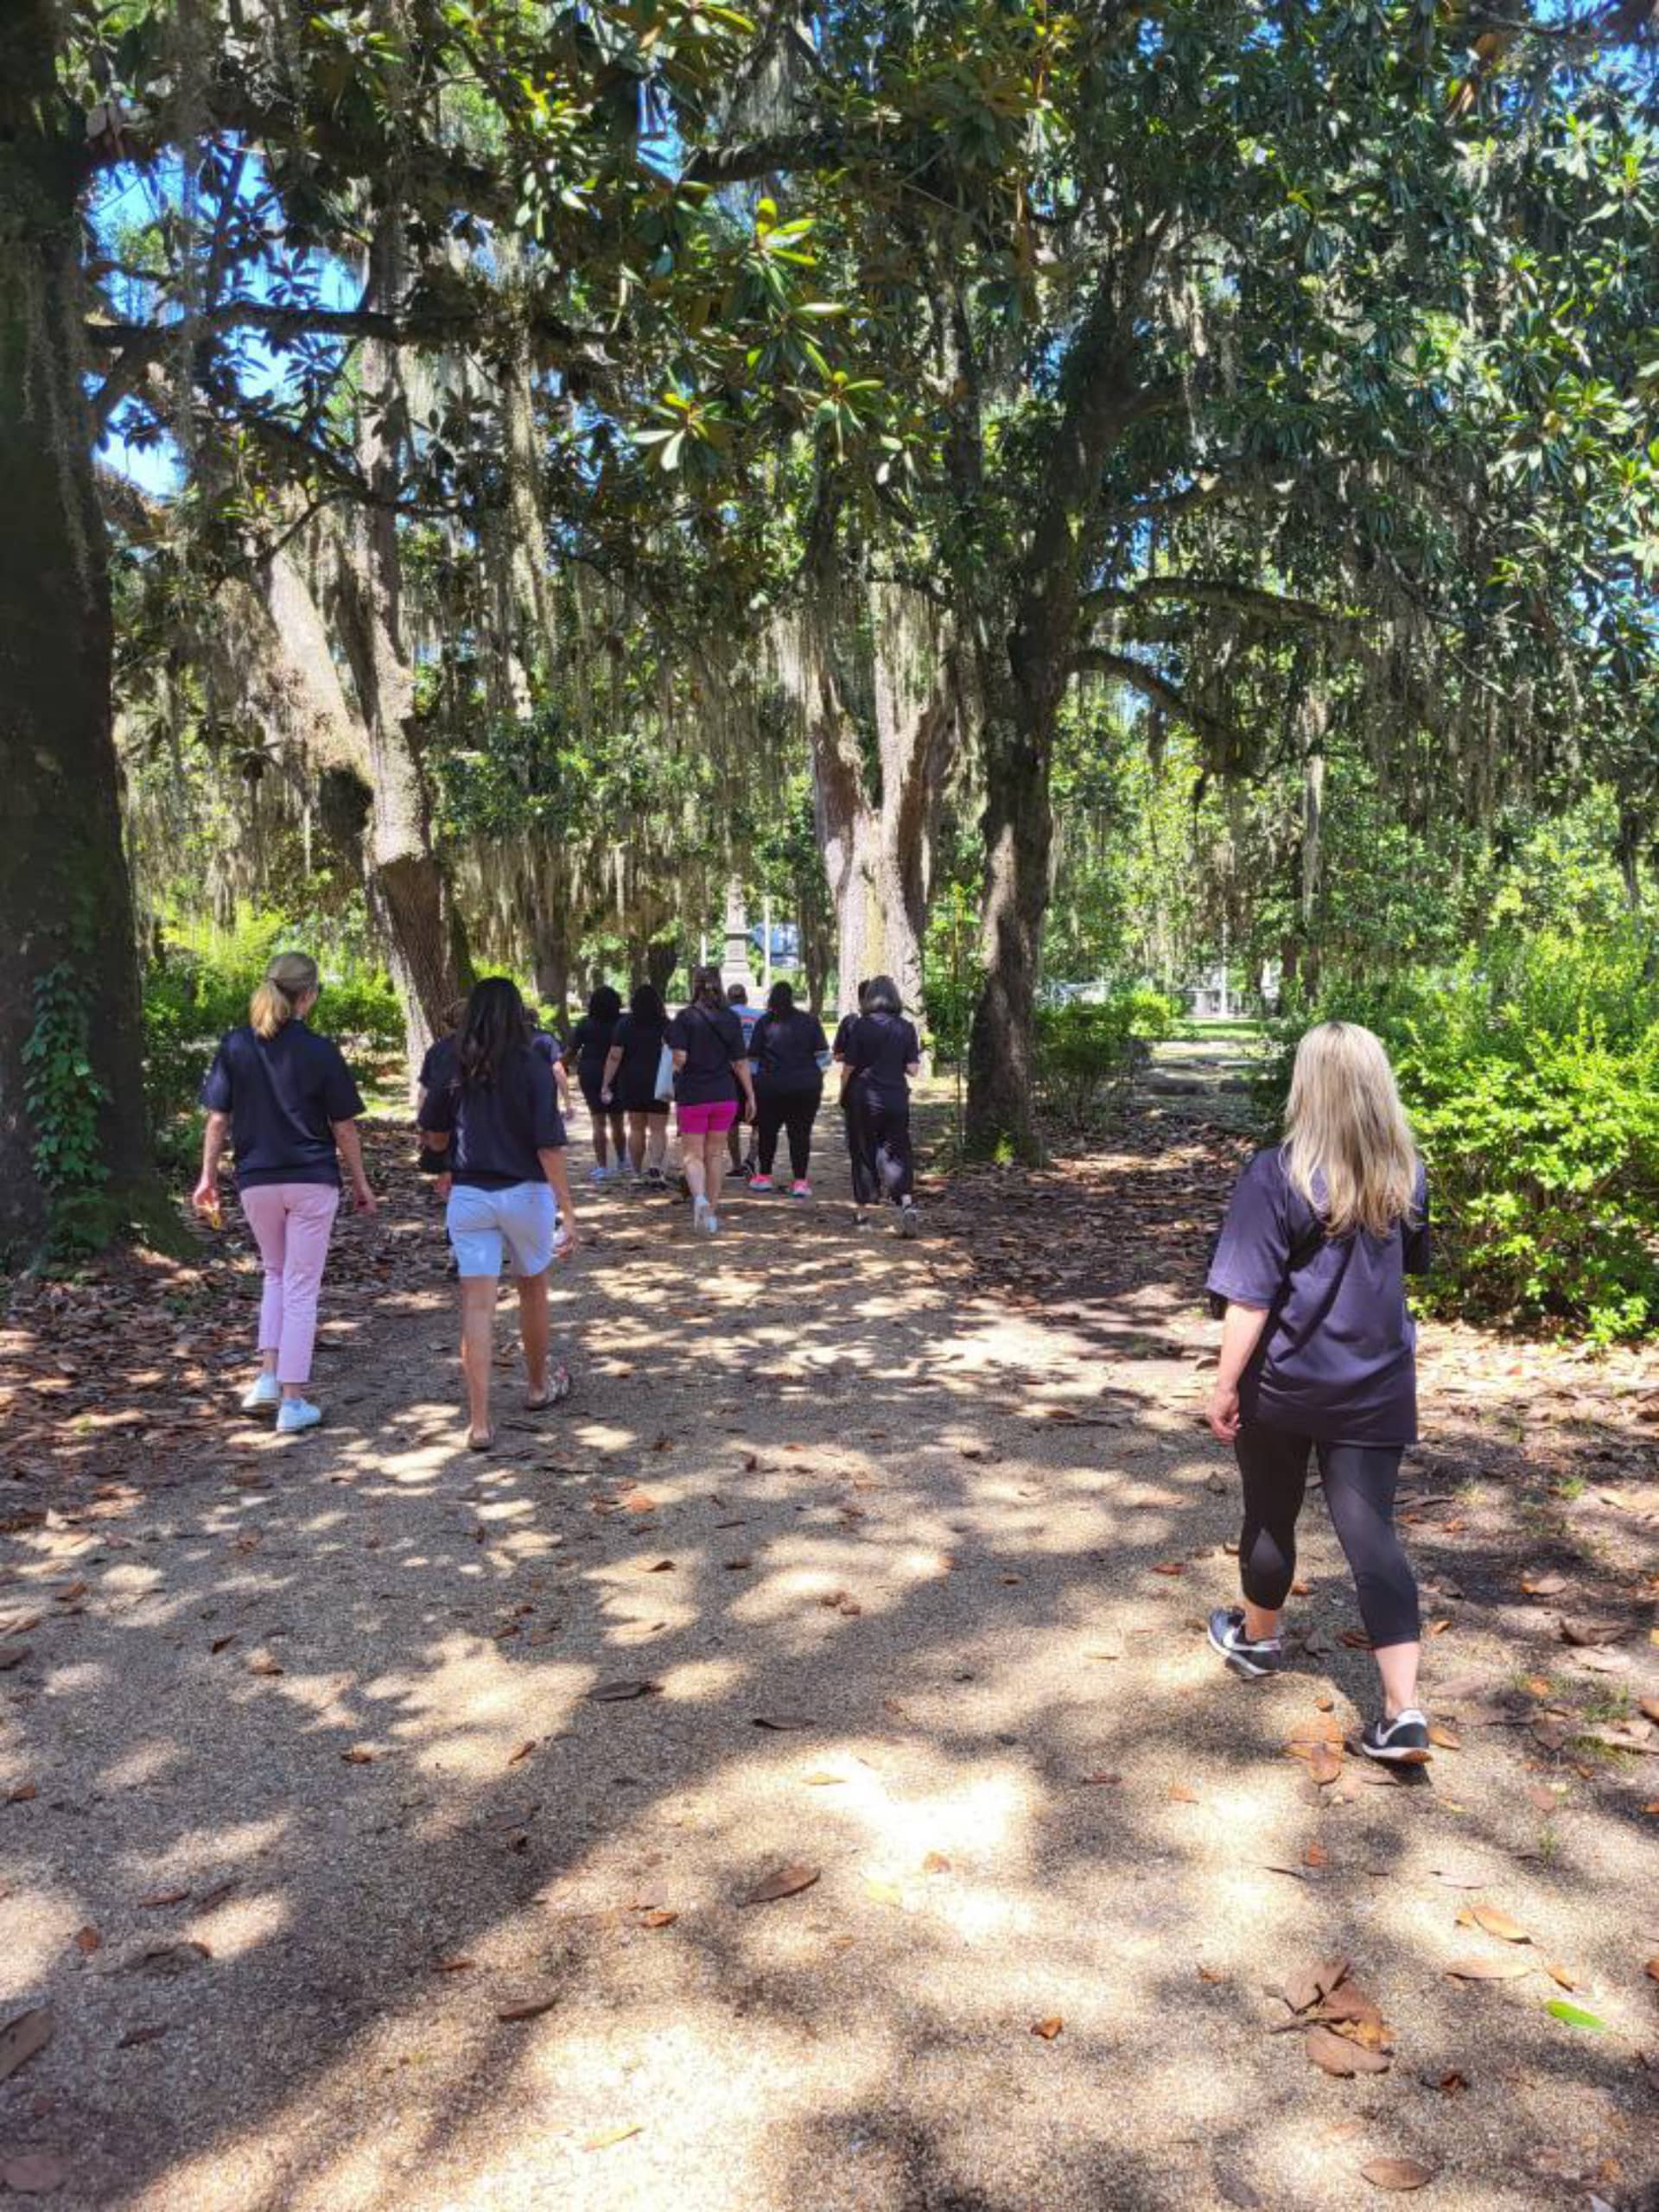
[756, 1086, 822, 1179]
[1234, 1423, 1420, 1649]
[844, 1087, 912, 1207]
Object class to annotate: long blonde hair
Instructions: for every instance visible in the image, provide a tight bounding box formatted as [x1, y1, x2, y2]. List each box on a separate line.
[250, 952, 319, 1040]
[1282, 1021, 1420, 1240]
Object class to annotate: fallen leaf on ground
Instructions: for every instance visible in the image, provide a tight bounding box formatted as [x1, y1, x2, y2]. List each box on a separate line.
[1543, 1961, 1582, 1990]
[1307, 2024, 1389, 2075]
[582, 2126, 641, 2152]
[1433, 1859, 1497, 1889]
[117, 2024, 170, 2048]
[73, 1927, 100, 1955]
[1082, 1770, 1122, 1787]
[1030, 2017, 1064, 2039]
[1287, 1713, 1344, 1746]
[1281, 1957, 1351, 2013]
[637, 1910, 677, 1929]
[497, 1995, 558, 2022]
[1428, 1725, 1460, 1750]
[1166, 1782, 1199, 1804]
[643, 1559, 675, 1573]
[742, 1863, 820, 1906]
[1304, 1841, 1328, 1869]
[1522, 1573, 1568, 1597]
[340, 1747, 376, 1765]
[1360, 2158, 1433, 2191]
[1422, 2069, 1469, 2094]
[588, 1680, 661, 1702]
[799, 1771, 845, 1787]
[753, 1715, 812, 1731]
[1, 2153, 67, 2196]
[433, 1957, 474, 1973]
[864, 1877, 904, 1907]
[0, 2006, 54, 2086]
[1458, 1904, 1530, 1945]
[921, 1852, 951, 1874]
[1088, 1634, 1125, 1662]
[7, 1783, 37, 1803]
[246, 1656, 283, 1676]
[1152, 1561, 1185, 1578]
[1446, 1955, 1534, 1980]
[1641, 1699, 1659, 1727]
[1646, 1958, 1659, 1982]
[138, 1887, 190, 1908]
[1545, 1999, 1607, 2030]
[1308, 1745, 1343, 1786]
[507, 1740, 537, 1765]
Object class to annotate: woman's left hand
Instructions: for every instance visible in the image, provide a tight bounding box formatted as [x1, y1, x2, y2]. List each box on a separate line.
[353, 1180, 378, 1217]
[1205, 1382, 1241, 1443]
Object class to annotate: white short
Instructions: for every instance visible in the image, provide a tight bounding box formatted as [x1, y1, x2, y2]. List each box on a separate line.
[446, 1180, 556, 1280]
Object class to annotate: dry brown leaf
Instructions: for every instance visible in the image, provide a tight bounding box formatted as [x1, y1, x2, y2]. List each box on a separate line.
[1445, 1954, 1534, 1980]
[247, 1656, 283, 1676]
[7, 1782, 37, 1803]
[1645, 1957, 1659, 1982]
[1304, 1841, 1328, 1869]
[637, 1910, 677, 1929]
[433, 1956, 474, 1973]
[1081, 1770, 1123, 1787]
[1152, 1560, 1186, 1578]
[2, 2154, 67, 2196]
[588, 1680, 660, 1702]
[73, 1926, 100, 1955]
[1360, 2158, 1433, 2192]
[497, 1995, 558, 2021]
[1306, 2024, 1389, 2075]
[507, 1740, 537, 1765]
[1428, 1725, 1460, 1750]
[921, 1852, 952, 1874]
[753, 1714, 812, 1731]
[799, 1771, 846, 1787]
[138, 1886, 190, 1908]
[0, 2006, 54, 2087]
[1281, 1957, 1351, 2013]
[1639, 1698, 1659, 1727]
[742, 1863, 820, 1906]
[643, 1559, 675, 1573]
[582, 2126, 642, 2152]
[340, 1747, 376, 1765]
[1030, 2016, 1064, 2040]
[1464, 1903, 1530, 1944]
[1166, 1782, 1199, 1804]
[1522, 1572, 1568, 1597]
[1543, 1961, 1581, 1991]
[1309, 1744, 1343, 1786]
[1287, 1713, 1344, 1746]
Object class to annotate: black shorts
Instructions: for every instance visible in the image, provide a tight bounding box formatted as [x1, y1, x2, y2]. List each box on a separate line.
[617, 1089, 669, 1116]
[578, 1070, 613, 1115]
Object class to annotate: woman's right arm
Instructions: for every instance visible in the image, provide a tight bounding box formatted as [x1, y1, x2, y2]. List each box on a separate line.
[601, 1044, 623, 1101]
[193, 1112, 230, 1214]
[333, 1119, 378, 1213]
[1206, 1303, 1269, 1440]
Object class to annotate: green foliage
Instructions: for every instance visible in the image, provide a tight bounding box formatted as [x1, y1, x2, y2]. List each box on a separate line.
[1266, 931, 1659, 1343]
[1035, 990, 1179, 1130]
[142, 910, 403, 1138]
[22, 964, 109, 1253]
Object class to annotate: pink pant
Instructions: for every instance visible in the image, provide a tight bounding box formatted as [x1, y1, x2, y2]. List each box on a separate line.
[239, 1183, 340, 1384]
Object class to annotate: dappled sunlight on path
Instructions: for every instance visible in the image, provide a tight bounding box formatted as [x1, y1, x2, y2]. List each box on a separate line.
[2, 1089, 1656, 2209]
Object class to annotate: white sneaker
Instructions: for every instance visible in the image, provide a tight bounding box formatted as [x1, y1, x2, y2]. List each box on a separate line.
[240, 1373, 281, 1414]
[693, 1197, 719, 1235]
[276, 1398, 322, 1435]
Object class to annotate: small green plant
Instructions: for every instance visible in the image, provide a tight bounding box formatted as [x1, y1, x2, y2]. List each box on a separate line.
[22, 964, 111, 1254]
[1034, 988, 1179, 1128]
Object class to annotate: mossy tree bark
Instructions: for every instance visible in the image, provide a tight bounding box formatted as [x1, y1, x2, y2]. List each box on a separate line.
[0, 5, 153, 1251]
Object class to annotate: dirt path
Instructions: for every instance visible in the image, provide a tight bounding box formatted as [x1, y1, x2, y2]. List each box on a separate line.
[2, 1084, 1656, 2211]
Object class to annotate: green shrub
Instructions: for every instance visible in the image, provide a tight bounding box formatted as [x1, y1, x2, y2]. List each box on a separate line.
[1035, 988, 1178, 1128]
[1260, 932, 1659, 1342]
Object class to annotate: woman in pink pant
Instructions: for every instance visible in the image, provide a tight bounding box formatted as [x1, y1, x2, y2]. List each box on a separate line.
[668, 965, 757, 1236]
[193, 952, 376, 1433]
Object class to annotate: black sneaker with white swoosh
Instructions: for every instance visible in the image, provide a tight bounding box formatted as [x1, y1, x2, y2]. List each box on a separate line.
[1360, 1709, 1432, 1764]
[1206, 1606, 1281, 1679]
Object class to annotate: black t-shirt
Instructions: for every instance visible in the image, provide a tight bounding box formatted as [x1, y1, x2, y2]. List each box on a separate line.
[752, 1009, 829, 1095]
[417, 1045, 567, 1188]
[200, 1021, 365, 1190]
[531, 1029, 563, 1071]
[610, 1010, 668, 1104]
[669, 1002, 747, 1106]
[418, 1033, 455, 1092]
[569, 1014, 618, 1081]
[841, 1012, 921, 1105]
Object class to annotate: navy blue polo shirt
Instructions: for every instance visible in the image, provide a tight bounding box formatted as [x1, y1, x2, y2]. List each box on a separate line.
[840, 1013, 921, 1107]
[417, 1044, 566, 1189]
[200, 1022, 365, 1190]
[752, 1009, 829, 1095]
[1206, 1146, 1432, 1446]
[669, 1003, 747, 1105]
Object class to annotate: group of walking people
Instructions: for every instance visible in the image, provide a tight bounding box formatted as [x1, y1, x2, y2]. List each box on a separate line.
[193, 954, 1437, 1762]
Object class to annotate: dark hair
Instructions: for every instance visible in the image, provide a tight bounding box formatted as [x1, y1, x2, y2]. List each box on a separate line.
[630, 982, 666, 1025]
[766, 981, 795, 1018]
[855, 977, 872, 1010]
[865, 973, 902, 1014]
[727, 981, 748, 1005]
[442, 996, 470, 1033]
[691, 963, 726, 1010]
[587, 984, 622, 1024]
[458, 976, 530, 1087]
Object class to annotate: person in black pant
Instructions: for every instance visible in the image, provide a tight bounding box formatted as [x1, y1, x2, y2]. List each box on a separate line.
[1204, 1020, 1433, 1764]
[600, 982, 671, 1184]
[747, 982, 829, 1196]
[570, 985, 625, 1182]
[836, 975, 922, 1235]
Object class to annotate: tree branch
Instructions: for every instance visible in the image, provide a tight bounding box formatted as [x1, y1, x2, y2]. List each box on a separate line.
[1080, 575, 1356, 627]
[1070, 645, 1245, 752]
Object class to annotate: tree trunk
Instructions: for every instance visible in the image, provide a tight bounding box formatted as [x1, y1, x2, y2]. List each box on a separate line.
[0, 15, 152, 1248]
[333, 216, 471, 1070]
[869, 578, 956, 1025]
[646, 940, 677, 999]
[965, 693, 1055, 1158]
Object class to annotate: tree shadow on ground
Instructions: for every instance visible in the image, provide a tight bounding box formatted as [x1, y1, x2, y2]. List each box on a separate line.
[1, 1097, 1656, 2209]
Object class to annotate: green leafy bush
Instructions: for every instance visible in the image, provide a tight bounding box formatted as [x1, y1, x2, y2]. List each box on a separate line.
[143, 914, 403, 1139]
[1035, 988, 1179, 1128]
[1262, 931, 1659, 1342]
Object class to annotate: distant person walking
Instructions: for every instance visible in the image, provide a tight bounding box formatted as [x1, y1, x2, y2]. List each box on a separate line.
[748, 982, 829, 1195]
[417, 977, 579, 1449]
[726, 981, 763, 1179]
[570, 985, 625, 1181]
[194, 951, 376, 1433]
[670, 964, 756, 1236]
[836, 975, 922, 1234]
[1205, 1020, 1433, 1764]
[601, 982, 672, 1185]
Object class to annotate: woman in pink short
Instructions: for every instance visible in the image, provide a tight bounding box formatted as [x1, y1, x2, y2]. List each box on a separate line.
[668, 965, 756, 1236]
